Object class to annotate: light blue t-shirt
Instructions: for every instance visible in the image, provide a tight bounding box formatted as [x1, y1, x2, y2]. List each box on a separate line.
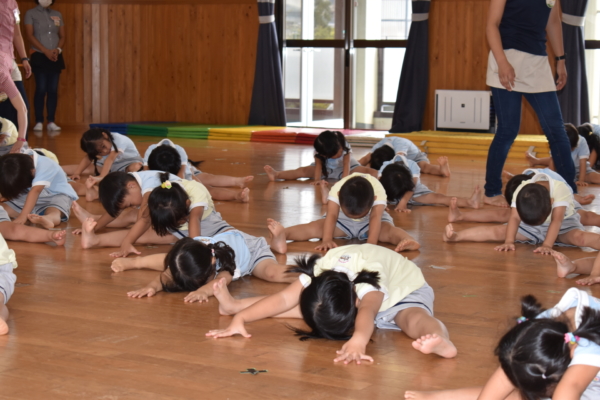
[193, 230, 251, 280]
[129, 171, 181, 195]
[30, 150, 78, 201]
[522, 168, 572, 194]
[379, 155, 421, 182]
[571, 135, 591, 175]
[143, 139, 190, 176]
[313, 142, 353, 171]
[98, 132, 141, 164]
[372, 137, 421, 161]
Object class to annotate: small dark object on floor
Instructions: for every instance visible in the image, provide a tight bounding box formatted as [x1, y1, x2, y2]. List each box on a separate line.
[240, 368, 268, 375]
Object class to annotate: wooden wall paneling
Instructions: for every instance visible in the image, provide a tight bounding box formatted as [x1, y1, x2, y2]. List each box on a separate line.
[83, 4, 93, 124]
[99, 5, 109, 122]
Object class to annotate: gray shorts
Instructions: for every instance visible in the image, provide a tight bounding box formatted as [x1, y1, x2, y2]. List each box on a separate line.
[97, 156, 144, 173]
[411, 151, 430, 164]
[324, 209, 394, 240]
[0, 144, 13, 156]
[4, 190, 73, 221]
[375, 283, 435, 331]
[171, 210, 233, 239]
[236, 231, 276, 278]
[0, 263, 16, 304]
[311, 157, 361, 180]
[0, 207, 9, 222]
[408, 182, 435, 206]
[516, 212, 584, 247]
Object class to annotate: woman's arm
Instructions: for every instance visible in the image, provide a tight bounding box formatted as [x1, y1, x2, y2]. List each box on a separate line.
[315, 201, 340, 251]
[8, 94, 28, 153]
[183, 271, 233, 303]
[24, 24, 54, 61]
[13, 23, 31, 77]
[334, 290, 384, 364]
[187, 206, 204, 238]
[552, 365, 600, 400]
[13, 185, 44, 224]
[366, 204, 385, 245]
[206, 279, 304, 338]
[341, 153, 351, 178]
[546, 2, 567, 90]
[57, 25, 65, 50]
[486, 0, 514, 91]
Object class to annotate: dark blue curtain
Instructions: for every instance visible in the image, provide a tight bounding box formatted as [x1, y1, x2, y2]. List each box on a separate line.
[389, 0, 429, 133]
[557, 0, 590, 126]
[248, 0, 286, 126]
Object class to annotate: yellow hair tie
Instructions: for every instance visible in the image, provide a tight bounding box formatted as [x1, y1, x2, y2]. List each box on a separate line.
[161, 181, 172, 189]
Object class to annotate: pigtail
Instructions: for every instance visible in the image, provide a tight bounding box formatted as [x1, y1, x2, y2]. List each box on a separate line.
[209, 241, 236, 277]
[353, 269, 381, 289]
[159, 171, 170, 184]
[335, 131, 349, 153]
[578, 123, 600, 168]
[188, 159, 204, 168]
[80, 128, 116, 176]
[313, 130, 347, 180]
[288, 254, 321, 276]
[520, 295, 546, 321]
[573, 306, 600, 346]
[148, 172, 190, 236]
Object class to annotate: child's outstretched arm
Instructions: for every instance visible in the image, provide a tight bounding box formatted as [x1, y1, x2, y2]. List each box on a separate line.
[187, 206, 204, 238]
[535, 206, 566, 255]
[127, 269, 172, 298]
[206, 279, 304, 339]
[495, 207, 521, 251]
[13, 186, 45, 225]
[183, 271, 233, 303]
[315, 201, 340, 251]
[312, 157, 323, 184]
[109, 193, 152, 258]
[553, 364, 600, 399]
[577, 159, 588, 186]
[366, 204, 385, 245]
[177, 165, 186, 179]
[358, 152, 372, 166]
[477, 367, 518, 400]
[69, 156, 93, 180]
[341, 153, 351, 178]
[97, 151, 119, 178]
[575, 251, 600, 286]
[334, 290, 384, 365]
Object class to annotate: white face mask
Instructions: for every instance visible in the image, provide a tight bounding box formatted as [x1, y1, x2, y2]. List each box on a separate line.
[39, 0, 52, 8]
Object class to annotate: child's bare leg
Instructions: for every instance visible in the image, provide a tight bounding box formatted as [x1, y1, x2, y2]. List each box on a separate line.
[394, 307, 457, 358]
[206, 186, 250, 203]
[27, 207, 62, 229]
[267, 218, 288, 254]
[195, 173, 253, 189]
[415, 186, 480, 209]
[448, 198, 511, 223]
[0, 221, 66, 245]
[111, 253, 168, 272]
[578, 210, 600, 227]
[212, 278, 301, 318]
[320, 180, 330, 204]
[525, 151, 554, 168]
[550, 250, 594, 278]
[264, 165, 316, 181]
[558, 229, 600, 250]
[443, 223, 527, 242]
[69, 181, 87, 196]
[585, 171, 600, 184]
[379, 222, 420, 252]
[0, 293, 8, 335]
[85, 184, 99, 202]
[80, 218, 177, 249]
[575, 193, 595, 205]
[62, 164, 95, 176]
[252, 259, 298, 283]
[418, 157, 450, 177]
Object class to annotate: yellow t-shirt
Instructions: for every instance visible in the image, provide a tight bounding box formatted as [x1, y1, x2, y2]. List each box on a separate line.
[0, 117, 17, 147]
[175, 180, 214, 231]
[511, 173, 576, 224]
[299, 244, 425, 312]
[0, 233, 17, 269]
[33, 148, 60, 164]
[328, 173, 387, 208]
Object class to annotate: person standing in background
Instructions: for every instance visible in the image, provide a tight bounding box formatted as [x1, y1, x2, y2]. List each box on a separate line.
[25, 0, 65, 133]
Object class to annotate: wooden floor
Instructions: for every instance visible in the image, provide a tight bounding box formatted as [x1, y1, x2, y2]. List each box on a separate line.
[1, 129, 599, 399]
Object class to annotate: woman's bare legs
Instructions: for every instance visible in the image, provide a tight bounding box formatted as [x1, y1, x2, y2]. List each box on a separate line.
[264, 165, 317, 181]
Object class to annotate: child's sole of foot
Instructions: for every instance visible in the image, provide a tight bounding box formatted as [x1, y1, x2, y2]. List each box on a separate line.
[467, 186, 480, 209]
[212, 278, 242, 316]
[239, 188, 250, 203]
[551, 250, 576, 278]
[442, 224, 458, 242]
[264, 165, 278, 181]
[447, 198, 463, 223]
[267, 218, 287, 254]
[411, 334, 457, 358]
[80, 218, 100, 249]
[27, 214, 55, 230]
[395, 239, 420, 252]
[239, 176, 254, 188]
[51, 230, 67, 246]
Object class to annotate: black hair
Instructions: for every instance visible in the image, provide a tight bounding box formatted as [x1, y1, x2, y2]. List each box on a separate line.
[578, 123, 600, 169]
[80, 128, 118, 176]
[148, 172, 190, 236]
[313, 130, 349, 179]
[148, 145, 182, 175]
[35, 0, 55, 5]
[496, 294, 600, 400]
[504, 174, 533, 205]
[564, 123, 579, 149]
[338, 176, 375, 217]
[161, 237, 236, 292]
[0, 154, 35, 200]
[98, 171, 137, 218]
[515, 184, 552, 226]
[379, 162, 415, 203]
[287, 254, 380, 341]
[370, 145, 396, 170]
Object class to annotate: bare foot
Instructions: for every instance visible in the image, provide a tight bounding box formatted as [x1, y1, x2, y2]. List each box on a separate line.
[85, 176, 97, 190]
[467, 186, 480, 209]
[71, 201, 93, 224]
[447, 198, 463, 222]
[320, 180, 330, 204]
[551, 250, 576, 278]
[483, 195, 508, 208]
[267, 218, 287, 254]
[85, 186, 99, 202]
[438, 156, 451, 177]
[395, 238, 421, 252]
[237, 188, 250, 203]
[575, 193, 595, 206]
[0, 318, 7, 335]
[264, 165, 278, 181]
[50, 230, 67, 246]
[404, 391, 445, 400]
[111, 257, 140, 272]
[442, 224, 458, 242]
[525, 151, 538, 167]
[237, 176, 254, 188]
[27, 214, 55, 229]
[411, 334, 457, 358]
[213, 278, 242, 316]
[80, 218, 100, 249]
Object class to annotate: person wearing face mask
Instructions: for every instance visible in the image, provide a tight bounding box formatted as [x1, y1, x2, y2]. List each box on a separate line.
[24, 0, 65, 133]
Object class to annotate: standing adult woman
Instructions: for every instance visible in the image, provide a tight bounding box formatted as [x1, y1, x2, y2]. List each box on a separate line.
[484, 0, 576, 207]
[24, 0, 65, 132]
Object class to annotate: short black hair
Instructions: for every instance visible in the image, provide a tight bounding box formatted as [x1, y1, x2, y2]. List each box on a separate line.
[370, 145, 395, 170]
[148, 172, 190, 236]
[80, 128, 117, 175]
[564, 123, 579, 149]
[148, 145, 181, 175]
[35, 0, 55, 5]
[504, 173, 533, 205]
[338, 176, 375, 217]
[515, 184, 552, 226]
[379, 162, 415, 203]
[0, 154, 35, 200]
[98, 171, 137, 217]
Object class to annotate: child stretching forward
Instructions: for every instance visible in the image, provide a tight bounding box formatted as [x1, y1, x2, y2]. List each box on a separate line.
[358, 136, 450, 177]
[269, 173, 419, 253]
[115, 230, 297, 302]
[0, 233, 17, 335]
[264, 130, 371, 183]
[206, 244, 457, 363]
[405, 289, 600, 400]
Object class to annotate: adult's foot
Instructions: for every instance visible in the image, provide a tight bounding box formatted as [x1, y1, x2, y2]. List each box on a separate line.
[411, 334, 458, 358]
[213, 278, 243, 316]
[267, 218, 287, 254]
[80, 218, 100, 249]
[484, 195, 509, 208]
[438, 156, 451, 177]
[27, 214, 54, 230]
[448, 198, 463, 223]
[551, 250, 576, 278]
[264, 165, 278, 182]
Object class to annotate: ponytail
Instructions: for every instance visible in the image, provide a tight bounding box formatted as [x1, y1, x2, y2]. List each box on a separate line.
[148, 172, 190, 236]
[573, 306, 600, 346]
[313, 130, 349, 179]
[288, 254, 321, 276]
[208, 242, 236, 276]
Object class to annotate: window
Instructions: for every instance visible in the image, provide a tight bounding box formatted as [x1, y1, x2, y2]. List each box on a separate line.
[281, 0, 411, 129]
[586, 0, 600, 124]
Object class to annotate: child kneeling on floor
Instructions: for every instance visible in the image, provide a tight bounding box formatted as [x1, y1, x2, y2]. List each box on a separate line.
[206, 244, 457, 363]
[0, 233, 17, 335]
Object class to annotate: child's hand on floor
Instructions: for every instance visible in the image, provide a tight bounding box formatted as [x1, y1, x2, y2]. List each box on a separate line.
[494, 243, 515, 252]
[184, 289, 211, 303]
[69, 174, 80, 181]
[533, 245, 553, 255]
[334, 339, 373, 365]
[392, 203, 411, 213]
[12, 215, 27, 225]
[576, 275, 600, 286]
[206, 317, 251, 339]
[315, 240, 338, 251]
[110, 244, 141, 258]
[576, 181, 589, 187]
[127, 287, 157, 298]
